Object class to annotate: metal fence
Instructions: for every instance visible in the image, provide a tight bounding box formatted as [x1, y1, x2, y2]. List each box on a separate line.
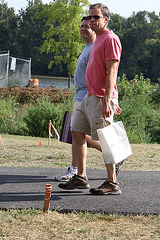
[0, 51, 31, 87]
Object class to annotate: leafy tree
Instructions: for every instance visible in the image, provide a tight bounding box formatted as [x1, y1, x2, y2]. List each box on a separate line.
[119, 11, 160, 81]
[17, 0, 51, 74]
[40, 0, 89, 85]
[0, 1, 20, 53]
[1, 0, 160, 82]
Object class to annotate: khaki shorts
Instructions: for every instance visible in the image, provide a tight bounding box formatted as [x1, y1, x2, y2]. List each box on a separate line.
[70, 100, 81, 126]
[71, 94, 118, 140]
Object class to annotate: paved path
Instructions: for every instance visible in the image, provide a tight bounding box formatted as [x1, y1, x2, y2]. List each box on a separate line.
[0, 167, 159, 215]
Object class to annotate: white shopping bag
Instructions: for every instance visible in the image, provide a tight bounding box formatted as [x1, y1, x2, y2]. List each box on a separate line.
[97, 121, 132, 164]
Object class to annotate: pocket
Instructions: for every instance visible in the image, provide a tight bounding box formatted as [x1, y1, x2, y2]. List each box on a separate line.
[95, 117, 111, 127]
[94, 117, 106, 129]
[95, 117, 104, 124]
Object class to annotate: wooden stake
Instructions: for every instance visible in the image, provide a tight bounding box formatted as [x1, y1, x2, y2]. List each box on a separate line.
[48, 120, 51, 146]
[43, 184, 52, 213]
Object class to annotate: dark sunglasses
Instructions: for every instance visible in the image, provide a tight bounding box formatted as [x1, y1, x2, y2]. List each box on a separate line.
[87, 15, 105, 20]
[79, 25, 90, 29]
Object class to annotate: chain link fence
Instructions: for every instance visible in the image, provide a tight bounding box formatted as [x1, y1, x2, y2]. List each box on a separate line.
[0, 51, 31, 87]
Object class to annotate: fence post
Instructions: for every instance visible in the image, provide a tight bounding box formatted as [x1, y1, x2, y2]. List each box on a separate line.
[6, 50, 9, 87]
[29, 58, 31, 80]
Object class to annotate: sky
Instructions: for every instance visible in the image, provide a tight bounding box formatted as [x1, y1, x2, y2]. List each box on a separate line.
[5, 0, 160, 18]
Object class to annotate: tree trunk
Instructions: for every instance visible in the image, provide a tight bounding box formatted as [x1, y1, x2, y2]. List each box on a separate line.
[68, 74, 71, 89]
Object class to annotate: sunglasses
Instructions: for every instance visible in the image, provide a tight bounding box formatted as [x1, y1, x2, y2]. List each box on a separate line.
[79, 25, 90, 29]
[87, 15, 105, 20]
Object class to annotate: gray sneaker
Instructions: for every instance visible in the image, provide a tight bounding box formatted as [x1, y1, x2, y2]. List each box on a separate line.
[90, 180, 121, 195]
[55, 166, 77, 182]
[58, 175, 90, 190]
[115, 160, 124, 176]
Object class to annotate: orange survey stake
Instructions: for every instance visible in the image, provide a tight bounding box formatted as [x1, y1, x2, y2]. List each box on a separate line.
[43, 184, 52, 212]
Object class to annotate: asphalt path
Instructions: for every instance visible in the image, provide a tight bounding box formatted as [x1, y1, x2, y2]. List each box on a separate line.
[0, 167, 159, 215]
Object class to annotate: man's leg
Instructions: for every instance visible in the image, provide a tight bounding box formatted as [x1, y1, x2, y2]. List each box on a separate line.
[85, 135, 101, 151]
[71, 137, 78, 167]
[105, 163, 116, 183]
[72, 131, 87, 177]
[89, 161, 121, 195]
[58, 131, 89, 190]
[55, 135, 78, 182]
[55, 101, 80, 181]
[88, 96, 121, 195]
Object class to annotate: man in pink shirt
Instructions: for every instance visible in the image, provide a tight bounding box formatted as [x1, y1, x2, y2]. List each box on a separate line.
[58, 3, 122, 195]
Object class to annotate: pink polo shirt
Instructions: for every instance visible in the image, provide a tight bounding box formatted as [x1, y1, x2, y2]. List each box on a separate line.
[86, 30, 121, 98]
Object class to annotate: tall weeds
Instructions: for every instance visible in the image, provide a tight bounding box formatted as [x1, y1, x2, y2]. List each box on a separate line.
[0, 74, 159, 143]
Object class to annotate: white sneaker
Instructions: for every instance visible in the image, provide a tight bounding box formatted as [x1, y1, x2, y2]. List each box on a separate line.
[55, 166, 78, 182]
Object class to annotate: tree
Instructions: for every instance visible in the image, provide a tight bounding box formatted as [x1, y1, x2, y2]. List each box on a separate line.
[0, 1, 20, 53]
[17, 0, 50, 74]
[40, 0, 89, 86]
[119, 11, 160, 81]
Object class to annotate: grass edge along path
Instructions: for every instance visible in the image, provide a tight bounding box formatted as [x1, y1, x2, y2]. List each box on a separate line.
[0, 135, 159, 239]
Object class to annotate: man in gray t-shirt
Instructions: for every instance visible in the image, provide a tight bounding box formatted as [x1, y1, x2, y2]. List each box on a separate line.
[74, 43, 93, 102]
[55, 17, 96, 181]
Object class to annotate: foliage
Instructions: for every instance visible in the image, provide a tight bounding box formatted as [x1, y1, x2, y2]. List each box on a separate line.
[115, 93, 160, 143]
[0, 97, 26, 135]
[0, 79, 159, 143]
[0, 2, 20, 53]
[115, 73, 160, 143]
[117, 73, 154, 101]
[24, 93, 74, 137]
[151, 78, 160, 104]
[40, 0, 89, 77]
[17, 1, 50, 74]
[0, 85, 72, 104]
[0, 2, 160, 81]
[115, 74, 160, 143]
[116, 11, 160, 80]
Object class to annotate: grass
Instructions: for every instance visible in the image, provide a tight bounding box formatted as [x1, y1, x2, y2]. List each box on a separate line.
[0, 134, 159, 171]
[0, 209, 159, 240]
[0, 134, 159, 239]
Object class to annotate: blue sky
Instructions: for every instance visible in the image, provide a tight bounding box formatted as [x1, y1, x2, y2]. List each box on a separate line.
[6, 0, 160, 18]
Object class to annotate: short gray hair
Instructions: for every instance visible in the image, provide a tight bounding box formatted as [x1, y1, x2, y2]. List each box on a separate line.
[89, 3, 110, 18]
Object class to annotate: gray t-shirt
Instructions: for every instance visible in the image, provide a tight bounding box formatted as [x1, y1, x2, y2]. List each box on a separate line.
[74, 43, 93, 102]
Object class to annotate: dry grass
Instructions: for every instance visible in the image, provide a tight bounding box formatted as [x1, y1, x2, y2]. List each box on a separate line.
[0, 134, 159, 171]
[0, 209, 159, 240]
[0, 134, 159, 240]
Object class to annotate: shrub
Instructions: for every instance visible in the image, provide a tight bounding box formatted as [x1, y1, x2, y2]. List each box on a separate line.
[0, 75, 159, 143]
[151, 78, 160, 104]
[0, 96, 26, 135]
[24, 94, 74, 137]
[117, 73, 154, 101]
[115, 94, 160, 143]
[145, 108, 160, 143]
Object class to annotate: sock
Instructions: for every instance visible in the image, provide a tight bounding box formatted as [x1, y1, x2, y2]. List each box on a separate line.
[77, 175, 87, 180]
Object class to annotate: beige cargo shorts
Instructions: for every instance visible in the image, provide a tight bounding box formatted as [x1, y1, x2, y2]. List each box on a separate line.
[71, 94, 118, 140]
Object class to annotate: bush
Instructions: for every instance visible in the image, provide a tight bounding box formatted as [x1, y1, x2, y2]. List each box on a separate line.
[0, 75, 159, 143]
[115, 94, 160, 143]
[117, 73, 154, 101]
[151, 78, 160, 104]
[0, 97, 27, 135]
[145, 108, 160, 143]
[24, 94, 74, 137]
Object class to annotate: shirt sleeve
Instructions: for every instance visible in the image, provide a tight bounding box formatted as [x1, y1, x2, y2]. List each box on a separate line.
[105, 37, 121, 61]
